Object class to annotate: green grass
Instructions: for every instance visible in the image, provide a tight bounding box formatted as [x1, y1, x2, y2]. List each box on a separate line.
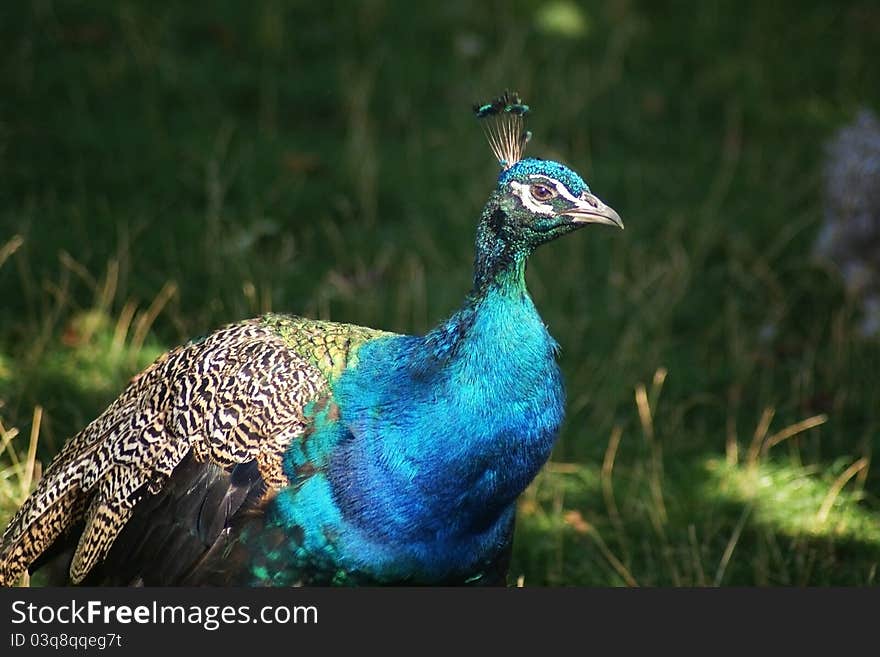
[1, 0, 879, 585]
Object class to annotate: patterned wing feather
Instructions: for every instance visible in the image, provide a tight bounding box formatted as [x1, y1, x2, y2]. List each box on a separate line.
[0, 315, 386, 586]
[74, 455, 269, 586]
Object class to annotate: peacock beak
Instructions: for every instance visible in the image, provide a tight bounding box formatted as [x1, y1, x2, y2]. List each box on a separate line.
[563, 192, 624, 229]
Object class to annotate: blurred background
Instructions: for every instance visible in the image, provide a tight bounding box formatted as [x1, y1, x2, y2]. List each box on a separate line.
[1, 0, 879, 585]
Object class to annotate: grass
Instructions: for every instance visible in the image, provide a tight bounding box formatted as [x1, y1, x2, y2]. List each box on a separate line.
[1, 0, 879, 585]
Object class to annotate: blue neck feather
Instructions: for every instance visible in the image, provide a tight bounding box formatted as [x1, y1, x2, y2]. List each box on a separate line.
[270, 199, 565, 583]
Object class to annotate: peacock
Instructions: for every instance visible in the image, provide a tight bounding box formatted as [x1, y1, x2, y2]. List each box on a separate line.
[0, 92, 622, 586]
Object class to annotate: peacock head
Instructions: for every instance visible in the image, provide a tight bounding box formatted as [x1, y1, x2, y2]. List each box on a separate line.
[494, 157, 622, 244]
[475, 92, 622, 250]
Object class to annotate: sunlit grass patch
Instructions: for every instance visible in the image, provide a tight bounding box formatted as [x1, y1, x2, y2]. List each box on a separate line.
[705, 458, 880, 544]
[513, 453, 880, 586]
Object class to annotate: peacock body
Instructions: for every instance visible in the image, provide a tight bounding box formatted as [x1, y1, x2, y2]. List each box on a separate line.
[0, 93, 622, 586]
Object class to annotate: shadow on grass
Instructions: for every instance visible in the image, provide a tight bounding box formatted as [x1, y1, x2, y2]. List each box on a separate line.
[512, 454, 880, 586]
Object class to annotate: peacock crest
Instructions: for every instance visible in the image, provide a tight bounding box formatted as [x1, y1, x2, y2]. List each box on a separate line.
[474, 90, 531, 170]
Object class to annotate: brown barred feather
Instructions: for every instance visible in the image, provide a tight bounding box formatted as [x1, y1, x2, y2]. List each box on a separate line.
[0, 315, 388, 586]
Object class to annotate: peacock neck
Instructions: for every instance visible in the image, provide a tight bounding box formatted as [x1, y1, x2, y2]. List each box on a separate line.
[471, 201, 530, 296]
[422, 202, 531, 362]
[273, 200, 565, 582]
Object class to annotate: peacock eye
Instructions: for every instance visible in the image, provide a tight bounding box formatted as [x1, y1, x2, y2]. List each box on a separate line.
[530, 184, 556, 202]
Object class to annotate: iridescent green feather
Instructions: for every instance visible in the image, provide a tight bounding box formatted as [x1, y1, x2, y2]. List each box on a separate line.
[261, 313, 392, 381]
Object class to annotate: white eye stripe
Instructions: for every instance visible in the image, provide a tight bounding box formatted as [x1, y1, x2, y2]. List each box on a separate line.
[528, 175, 582, 204]
[510, 181, 555, 215]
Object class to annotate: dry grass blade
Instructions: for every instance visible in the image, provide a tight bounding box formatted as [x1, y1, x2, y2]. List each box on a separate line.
[0, 235, 24, 269]
[713, 504, 752, 586]
[98, 259, 119, 310]
[761, 414, 828, 455]
[111, 300, 138, 357]
[20, 406, 42, 502]
[816, 457, 869, 525]
[0, 422, 22, 468]
[746, 406, 775, 466]
[131, 281, 178, 355]
[726, 386, 741, 465]
[635, 376, 667, 526]
[650, 367, 667, 407]
[635, 383, 654, 443]
[586, 521, 638, 587]
[601, 425, 624, 527]
[59, 250, 97, 290]
[688, 524, 707, 586]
